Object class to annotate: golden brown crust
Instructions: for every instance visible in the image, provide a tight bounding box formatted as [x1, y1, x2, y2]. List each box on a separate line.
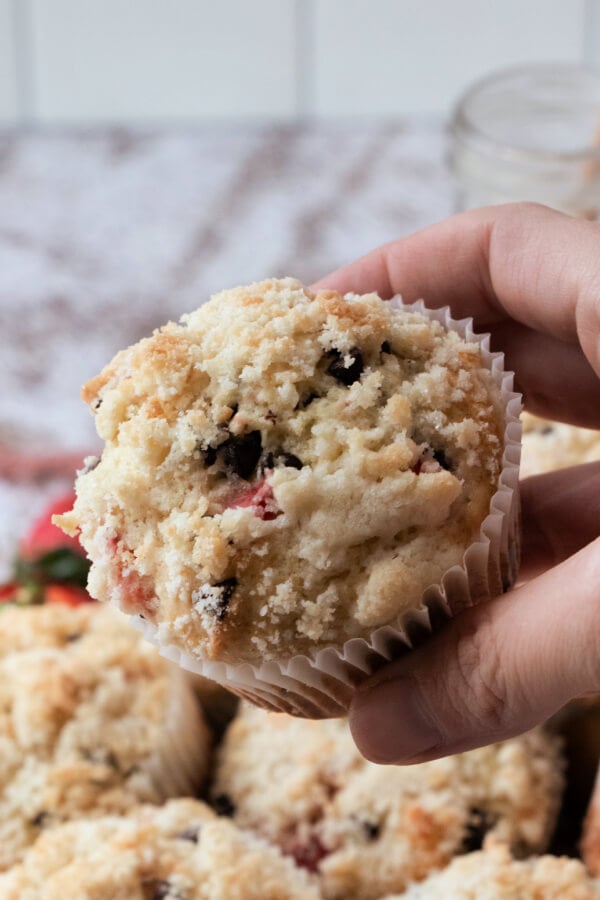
[67, 278, 505, 664]
[0, 604, 210, 870]
[392, 842, 600, 899]
[213, 706, 564, 900]
[0, 799, 320, 899]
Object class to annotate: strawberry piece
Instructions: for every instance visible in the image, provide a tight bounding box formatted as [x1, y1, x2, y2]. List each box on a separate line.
[229, 479, 280, 521]
[9, 492, 93, 605]
[19, 492, 82, 559]
[0, 580, 91, 607]
[2, 492, 93, 608]
[107, 536, 156, 618]
[0, 582, 18, 604]
[285, 836, 330, 873]
[44, 584, 92, 607]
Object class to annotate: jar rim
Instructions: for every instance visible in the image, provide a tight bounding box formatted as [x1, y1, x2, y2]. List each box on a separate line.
[450, 62, 600, 165]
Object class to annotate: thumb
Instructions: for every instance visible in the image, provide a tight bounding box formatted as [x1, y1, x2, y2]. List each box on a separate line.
[350, 538, 600, 764]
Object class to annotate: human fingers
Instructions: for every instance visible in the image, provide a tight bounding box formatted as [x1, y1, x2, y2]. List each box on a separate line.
[313, 203, 600, 426]
[519, 461, 600, 581]
[488, 321, 600, 426]
[350, 537, 600, 764]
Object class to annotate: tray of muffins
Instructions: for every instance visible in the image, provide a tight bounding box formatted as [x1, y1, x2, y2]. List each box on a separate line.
[1, 280, 600, 898]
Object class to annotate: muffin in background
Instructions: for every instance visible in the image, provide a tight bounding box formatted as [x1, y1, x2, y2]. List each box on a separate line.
[0, 604, 211, 870]
[212, 705, 563, 900]
[521, 413, 600, 478]
[386, 841, 600, 899]
[0, 798, 320, 900]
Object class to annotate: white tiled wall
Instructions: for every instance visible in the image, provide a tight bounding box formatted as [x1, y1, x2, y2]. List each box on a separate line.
[29, 0, 297, 121]
[313, 0, 587, 116]
[0, 0, 19, 121]
[0, 0, 598, 124]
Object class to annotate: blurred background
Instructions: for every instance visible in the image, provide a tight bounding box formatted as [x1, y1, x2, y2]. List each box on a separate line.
[1, 1, 599, 123]
[1, 0, 600, 576]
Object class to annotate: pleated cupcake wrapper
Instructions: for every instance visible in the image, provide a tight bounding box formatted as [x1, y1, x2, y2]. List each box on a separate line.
[131, 298, 522, 718]
[140, 665, 211, 797]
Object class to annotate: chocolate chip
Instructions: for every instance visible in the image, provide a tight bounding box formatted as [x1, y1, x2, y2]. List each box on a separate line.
[81, 748, 120, 771]
[380, 341, 392, 354]
[219, 431, 262, 480]
[280, 453, 303, 469]
[142, 880, 176, 900]
[200, 578, 238, 622]
[213, 793, 236, 817]
[177, 827, 201, 843]
[262, 451, 303, 472]
[105, 750, 120, 771]
[461, 807, 496, 852]
[326, 348, 364, 385]
[297, 391, 319, 409]
[202, 445, 217, 467]
[362, 820, 380, 840]
[540, 425, 553, 435]
[432, 449, 451, 470]
[65, 632, 82, 643]
[31, 811, 50, 829]
[92, 397, 103, 411]
[261, 451, 275, 470]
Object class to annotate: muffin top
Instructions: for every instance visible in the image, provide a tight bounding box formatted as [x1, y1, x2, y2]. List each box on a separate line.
[388, 842, 600, 899]
[212, 705, 563, 900]
[61, 278, 505, 663]
[520, 413, 600, 478]
[0, 604, 210, 870]
[0, 798, 320, 900]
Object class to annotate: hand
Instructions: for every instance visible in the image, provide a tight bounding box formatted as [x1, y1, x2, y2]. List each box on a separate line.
[314, 202, 600, 764]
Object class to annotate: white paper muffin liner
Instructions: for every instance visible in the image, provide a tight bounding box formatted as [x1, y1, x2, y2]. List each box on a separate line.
[140, 664, 212, 797]
[130, 298, 522, 718]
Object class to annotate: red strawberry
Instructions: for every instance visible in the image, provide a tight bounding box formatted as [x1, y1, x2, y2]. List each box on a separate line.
[0, 582, 18, 604]
[0, 491, 93, 608]
[44, 584, 92, 607]
[0, 582, 92, 607]
[19, 492, 82, 559]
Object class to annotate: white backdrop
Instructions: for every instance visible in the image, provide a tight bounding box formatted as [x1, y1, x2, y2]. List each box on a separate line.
[0, 0, 597, 124]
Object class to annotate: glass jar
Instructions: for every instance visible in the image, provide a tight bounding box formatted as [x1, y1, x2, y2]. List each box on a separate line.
[449, 63, 600, 218]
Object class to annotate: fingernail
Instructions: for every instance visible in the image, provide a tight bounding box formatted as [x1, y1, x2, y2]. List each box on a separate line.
[350, 677, 440, 764]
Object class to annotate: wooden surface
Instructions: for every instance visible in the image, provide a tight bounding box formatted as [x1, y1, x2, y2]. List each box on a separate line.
[0, 122, 452, 576]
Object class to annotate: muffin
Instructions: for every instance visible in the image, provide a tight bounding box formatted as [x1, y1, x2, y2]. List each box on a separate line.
[388, 842, 600, 899]
[0, 798, 320, 899]
[0, 604, 210, 870]
[57, 278, 520, 713]
[521, 413, 600, 478]
[212, 705, 563, 899]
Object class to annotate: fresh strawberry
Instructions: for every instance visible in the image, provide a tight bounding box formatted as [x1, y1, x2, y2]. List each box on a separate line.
[0, 491, 93, 608]
[19, 492, 82, 559]
[0, 582, 18, 604]
[44, 584, 92, 607]
[0, 582, 92, 607]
